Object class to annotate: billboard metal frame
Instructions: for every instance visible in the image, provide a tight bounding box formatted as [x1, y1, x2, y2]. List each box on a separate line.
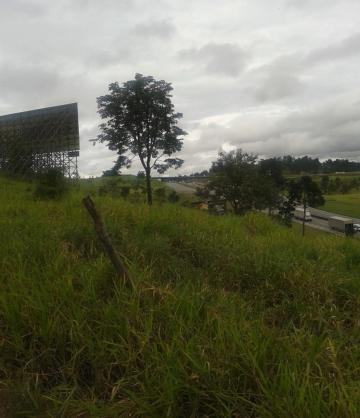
[0, 103, 80, 178]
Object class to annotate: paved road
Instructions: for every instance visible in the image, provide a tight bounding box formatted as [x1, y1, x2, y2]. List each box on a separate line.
[298, 207, 360, 236]
[165, 182, 359, 236]
[310, 207, 360, 224]
[293, 217, 344, 235]
[166, 182, 197, 194]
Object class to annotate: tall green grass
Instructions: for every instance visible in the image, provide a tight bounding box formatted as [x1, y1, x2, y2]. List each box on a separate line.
[319, 193, 360, 218]
[0, 176, 360, 416]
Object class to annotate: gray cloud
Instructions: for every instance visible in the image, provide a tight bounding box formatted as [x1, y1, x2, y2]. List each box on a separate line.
[179, 43, 248, 77]
[0, 0, 47, 17]
[249, 31, 360, 103]
[305, 32, 360, 64]
[286, 0, 325, 9]
[0, 0, 360, 176]
[228, 98, 360, 158]
[132, 19, 176, 39]
[86, 48, 132, 69]
[254, 72, 303, 101]
[0, 64, 61, 103]
[257, 32, 360, 79]
[172, 95, 360, 173]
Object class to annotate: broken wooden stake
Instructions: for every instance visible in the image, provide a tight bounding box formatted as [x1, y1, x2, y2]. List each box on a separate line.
[82, 195, 130, 284]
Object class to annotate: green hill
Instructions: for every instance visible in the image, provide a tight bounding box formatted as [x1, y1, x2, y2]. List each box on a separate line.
[0, 176, 360, 417]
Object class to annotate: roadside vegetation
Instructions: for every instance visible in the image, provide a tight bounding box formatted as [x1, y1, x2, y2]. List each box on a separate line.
[1, 174, 360, 416]
[85, 174, 178, 205]
[320, 193, 360, 218]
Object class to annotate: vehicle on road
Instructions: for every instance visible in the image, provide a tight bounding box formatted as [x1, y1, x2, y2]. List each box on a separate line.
[328, 216, 354, 235]
[294, 207, 312, 221]
[353, 223, 360, 233]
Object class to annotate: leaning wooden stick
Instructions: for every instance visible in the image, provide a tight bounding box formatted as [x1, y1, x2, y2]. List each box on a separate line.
[82, 195, 130, 283]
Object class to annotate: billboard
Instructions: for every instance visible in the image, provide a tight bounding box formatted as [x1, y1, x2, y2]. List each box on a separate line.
[0, 103, 79, 177]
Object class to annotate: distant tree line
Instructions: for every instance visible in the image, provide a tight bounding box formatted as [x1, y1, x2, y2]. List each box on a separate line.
[167, 157, 360, 181]
[263, 156, 360, 174]
[155, 157, 360, 182]
[319, 175, 360, 194]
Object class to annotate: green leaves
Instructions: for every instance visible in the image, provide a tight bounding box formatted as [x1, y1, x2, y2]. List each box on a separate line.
[97, 74, 186, 174]
[97, 74, 187, 204]
[207, 150, 276, 215]
[289, 176, 325, 207]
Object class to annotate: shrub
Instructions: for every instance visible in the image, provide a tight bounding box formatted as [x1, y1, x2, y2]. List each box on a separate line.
[98, 178, 122, 197]
[120, 185, 131, 198]
[154, 187, 167, 203]
[34, 168, 68, 199]
[168, 190, 179, 203]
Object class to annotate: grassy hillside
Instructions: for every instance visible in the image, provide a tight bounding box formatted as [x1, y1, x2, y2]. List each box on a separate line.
[319, 193, 360, 218]
[1, 175, 360, 416]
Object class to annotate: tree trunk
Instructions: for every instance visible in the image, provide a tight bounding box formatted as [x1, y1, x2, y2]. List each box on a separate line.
[302, 200, 306, 237]
[145, 168, 153, 206]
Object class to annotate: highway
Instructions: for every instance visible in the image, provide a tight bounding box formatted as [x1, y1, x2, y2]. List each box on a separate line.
[293, 215, 341, 235]
[166, 182, 198, 194]
[294, 215, 330, 233]
[166, 182, 359, 236]
[304, 207, 360, 236]
[310, 207, 360, 224]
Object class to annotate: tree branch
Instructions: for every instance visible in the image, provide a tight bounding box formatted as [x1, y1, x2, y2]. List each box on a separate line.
[151, 153, 164, 169]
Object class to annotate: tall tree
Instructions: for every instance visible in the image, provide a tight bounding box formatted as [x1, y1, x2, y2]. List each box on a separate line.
[259, 158, 285, 214]
[97, 74, 187, 205]
[320, 175, 330, 193]
[207, 150, 260, 215]
[289, 176, 325, 236]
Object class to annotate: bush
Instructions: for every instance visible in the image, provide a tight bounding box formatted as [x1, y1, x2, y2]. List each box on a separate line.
[120, 185, 131, 198]
[168, 190, 179, 203]
[34, 168, 68, 199]
[154, 187, 167, 203]
[98, 178, 122, 197]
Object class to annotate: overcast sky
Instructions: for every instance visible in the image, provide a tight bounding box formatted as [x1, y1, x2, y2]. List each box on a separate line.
[1, 0, 360, 176]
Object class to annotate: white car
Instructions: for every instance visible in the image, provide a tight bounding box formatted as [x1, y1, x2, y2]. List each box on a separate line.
[353, 223, 360, 233]
[294, 207, 312, 222]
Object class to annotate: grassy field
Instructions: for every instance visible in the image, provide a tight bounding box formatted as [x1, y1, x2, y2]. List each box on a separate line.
[1, 175, 360, 416]
[320, 193, 360, 218]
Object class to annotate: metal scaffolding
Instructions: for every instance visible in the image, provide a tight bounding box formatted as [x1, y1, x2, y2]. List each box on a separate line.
[0, 103, 80, 178]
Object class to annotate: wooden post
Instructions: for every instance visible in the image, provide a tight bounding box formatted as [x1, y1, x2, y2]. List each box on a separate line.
[82, 196, 130, 284]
